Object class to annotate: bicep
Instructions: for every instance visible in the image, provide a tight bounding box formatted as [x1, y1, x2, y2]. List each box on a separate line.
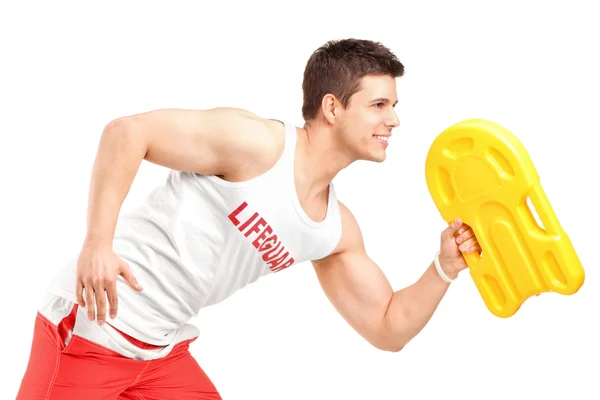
[115, 107, 273, 174]
[312, 202, 394, 347]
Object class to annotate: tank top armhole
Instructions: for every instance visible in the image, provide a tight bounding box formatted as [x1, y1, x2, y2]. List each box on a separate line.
[311, 186, 344, 261]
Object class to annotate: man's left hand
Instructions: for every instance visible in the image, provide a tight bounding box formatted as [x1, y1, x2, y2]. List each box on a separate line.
[438, 218, 481, 279]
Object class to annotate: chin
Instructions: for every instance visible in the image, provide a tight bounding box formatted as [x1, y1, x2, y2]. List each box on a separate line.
[374, 153, 387, 163]
[364, 150, 387, 163]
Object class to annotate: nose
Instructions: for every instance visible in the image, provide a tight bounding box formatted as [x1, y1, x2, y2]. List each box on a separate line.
[386, 109, 400, 128]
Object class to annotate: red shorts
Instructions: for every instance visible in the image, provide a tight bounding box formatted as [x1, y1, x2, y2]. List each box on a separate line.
[16, 304, 222, 399]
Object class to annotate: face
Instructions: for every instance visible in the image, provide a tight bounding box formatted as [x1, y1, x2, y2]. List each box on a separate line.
[335, 75, 400, 162]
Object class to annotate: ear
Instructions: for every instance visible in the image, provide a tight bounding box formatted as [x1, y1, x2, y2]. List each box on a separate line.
[320, 94, 339, 124]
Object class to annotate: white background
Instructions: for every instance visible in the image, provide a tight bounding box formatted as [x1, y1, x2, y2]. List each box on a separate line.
[2, 1, 598, 399]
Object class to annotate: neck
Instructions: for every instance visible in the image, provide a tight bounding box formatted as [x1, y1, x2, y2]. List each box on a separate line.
[295, 119, 354, 199]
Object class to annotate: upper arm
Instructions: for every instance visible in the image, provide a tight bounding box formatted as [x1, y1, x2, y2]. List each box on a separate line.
[311, 201, 395, 349]
[108, 107, 281, 176]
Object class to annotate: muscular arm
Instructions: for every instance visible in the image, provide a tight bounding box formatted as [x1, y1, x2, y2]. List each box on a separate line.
[78, 107, 284, 323]
[312, 202, 455, 352]
[84, 107, 277, 246]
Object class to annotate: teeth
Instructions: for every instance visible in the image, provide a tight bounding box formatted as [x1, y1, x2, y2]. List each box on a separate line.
[374, 136, 388, 141]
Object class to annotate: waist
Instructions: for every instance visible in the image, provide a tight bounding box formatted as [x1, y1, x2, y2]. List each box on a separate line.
[106, 320, 165, 350]
[38, 291, 199, 360]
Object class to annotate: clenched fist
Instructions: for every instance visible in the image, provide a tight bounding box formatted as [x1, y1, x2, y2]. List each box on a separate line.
[438, 218, 482, 280]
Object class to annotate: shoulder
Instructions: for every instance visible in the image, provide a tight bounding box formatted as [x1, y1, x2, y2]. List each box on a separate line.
[213, 107, 286, 150]
[202, 107, 285, 141]
[203, 108, 289, 181]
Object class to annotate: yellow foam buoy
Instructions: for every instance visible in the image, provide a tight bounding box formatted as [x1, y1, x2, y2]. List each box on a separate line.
[425, 119, 584, 317]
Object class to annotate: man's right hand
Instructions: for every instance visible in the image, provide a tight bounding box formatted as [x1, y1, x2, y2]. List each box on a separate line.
[75, 242, 143, 325]
[74, 107, 275, 325]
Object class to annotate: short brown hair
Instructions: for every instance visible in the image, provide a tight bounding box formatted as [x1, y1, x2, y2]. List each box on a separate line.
[301, 38, 404, 120]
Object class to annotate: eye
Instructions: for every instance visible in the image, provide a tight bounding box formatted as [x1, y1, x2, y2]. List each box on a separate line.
[374, 102, 385, 108]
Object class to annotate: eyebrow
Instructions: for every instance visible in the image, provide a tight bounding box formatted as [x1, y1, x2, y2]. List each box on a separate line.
[370, 97, 398, 106]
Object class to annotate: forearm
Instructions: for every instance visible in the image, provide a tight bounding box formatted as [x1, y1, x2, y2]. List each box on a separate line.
[380, 260, 453, 351]
[84, 119, 147, 246]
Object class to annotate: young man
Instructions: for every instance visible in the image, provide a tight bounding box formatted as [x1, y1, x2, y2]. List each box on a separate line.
[17, 38, 480, 399]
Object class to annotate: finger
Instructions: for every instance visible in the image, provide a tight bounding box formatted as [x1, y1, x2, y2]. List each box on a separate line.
[455, 228, 475, 245]
[465, 243, 482, 254]
[120, 264, 143, 291]
[94, 276, 106, 326]
[442, 218, 463, 241]
[76, 280, 86, 308]
[459, 236, 479, 252]
[84, 281, 96, 321]
[456, 222, 473, 236]
[106, 282, 119, 319]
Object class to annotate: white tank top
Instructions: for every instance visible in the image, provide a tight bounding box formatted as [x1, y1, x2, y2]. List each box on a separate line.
[48, 120, 342, 347]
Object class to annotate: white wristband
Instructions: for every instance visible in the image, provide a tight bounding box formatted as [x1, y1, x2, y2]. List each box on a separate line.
[434, 251, 455, 283]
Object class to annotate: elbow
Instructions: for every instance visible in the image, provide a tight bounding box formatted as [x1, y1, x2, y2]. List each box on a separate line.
[377, 342, 405, 353]
[103, 116, 133, 136]
[101, 116, 148, 156]
[369, 320, 411, 352]
[386, 343, 405, 353]
[370, 336, 407, 353]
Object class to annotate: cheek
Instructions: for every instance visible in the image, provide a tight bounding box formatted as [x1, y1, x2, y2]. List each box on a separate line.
[362, 109, 383, 129]
[343, 109, 379, 143]
[351, 109, 379, 130]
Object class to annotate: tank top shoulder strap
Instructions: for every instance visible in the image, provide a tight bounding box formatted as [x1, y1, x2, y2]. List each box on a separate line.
[266, 118, 297, 170]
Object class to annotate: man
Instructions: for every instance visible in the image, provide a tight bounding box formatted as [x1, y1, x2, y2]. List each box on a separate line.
[17, 38, 480, 399]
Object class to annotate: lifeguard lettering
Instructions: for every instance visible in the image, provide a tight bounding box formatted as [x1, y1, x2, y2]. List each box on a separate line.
[228, 201, 295, 272]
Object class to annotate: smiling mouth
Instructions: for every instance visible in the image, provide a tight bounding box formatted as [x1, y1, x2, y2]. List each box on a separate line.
[373, 135, 389, 145]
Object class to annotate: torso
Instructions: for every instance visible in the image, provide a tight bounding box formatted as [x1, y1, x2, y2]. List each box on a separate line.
[47, 118, 344, 355]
